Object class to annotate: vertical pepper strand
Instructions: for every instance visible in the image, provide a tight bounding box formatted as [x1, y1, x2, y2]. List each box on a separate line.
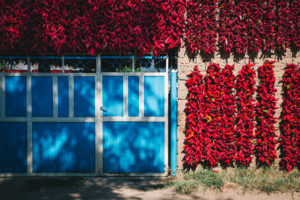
[254, 61, 278, 166]
[235, 62, 256, 167]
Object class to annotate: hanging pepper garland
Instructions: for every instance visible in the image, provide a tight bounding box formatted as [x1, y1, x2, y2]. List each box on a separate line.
[203, 63, 224, 167]
[184, 64, 238, 168]
[185, 0, 217, 56]
[151, 0, 186, 56]
[246, 0, 263, 54]
[0, 0, 185, 56]
[279, 64, 300, 172]
[218, 0, 249, 56]
[260, 0, 277, 55]
[184, 66, 206, 167]
[219, 64, 237, 166]
[275, 1, 293, 53]
[254, 61, 278, 166]
[235, 62, 256, 167]
[290, 0, 300, 51]
[1, 0, 300, 56]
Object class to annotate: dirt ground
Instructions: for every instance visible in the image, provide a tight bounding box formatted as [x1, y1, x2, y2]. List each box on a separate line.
[0, 177, 299, 200]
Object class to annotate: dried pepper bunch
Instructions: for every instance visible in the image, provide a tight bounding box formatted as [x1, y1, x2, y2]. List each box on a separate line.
[235, 62, 256, 167]
[279, 64, 300, 171]
[254, 61, 278, 166]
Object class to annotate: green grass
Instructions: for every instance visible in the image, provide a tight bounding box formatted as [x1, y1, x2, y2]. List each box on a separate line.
[167, 167, 300, 194]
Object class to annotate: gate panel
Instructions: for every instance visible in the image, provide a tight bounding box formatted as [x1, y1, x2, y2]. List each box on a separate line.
[103, 122, 164, 173]
[74, 76, 95, 117]
[58, 76, 69, 117]
[144, 76, 165, 117]
[0, 122, 27, 173]
[32, 76, 53, 117]
[102, 73, 167, 174]
[5, 76, 27, 117]
[32, 122, 95, 173]
[128, 76, 139, 117]
[102, 76, 123, 116]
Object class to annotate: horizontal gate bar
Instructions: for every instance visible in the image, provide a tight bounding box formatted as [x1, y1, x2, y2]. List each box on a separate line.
[0, 56, 167, 60]
[102, 117, 166, 122]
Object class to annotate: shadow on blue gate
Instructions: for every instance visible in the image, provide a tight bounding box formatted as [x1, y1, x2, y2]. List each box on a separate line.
[32, 122, 95, 173]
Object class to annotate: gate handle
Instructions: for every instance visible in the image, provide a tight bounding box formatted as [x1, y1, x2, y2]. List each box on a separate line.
[100, 107, 107, 112]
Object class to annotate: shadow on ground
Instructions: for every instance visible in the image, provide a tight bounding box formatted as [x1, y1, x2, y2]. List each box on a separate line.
[0, 176, 203, 200]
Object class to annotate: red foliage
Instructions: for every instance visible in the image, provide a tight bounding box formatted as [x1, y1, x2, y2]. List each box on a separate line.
[185, 0, 217, 56]
[235, 62, 256, 167]
[279, 64, 300, 171]
[254, 61, 278, 166]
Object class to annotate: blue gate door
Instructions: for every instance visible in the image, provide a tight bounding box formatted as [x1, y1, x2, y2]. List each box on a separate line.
[0, 56, 168, 176]
[101, 73, 168, 174]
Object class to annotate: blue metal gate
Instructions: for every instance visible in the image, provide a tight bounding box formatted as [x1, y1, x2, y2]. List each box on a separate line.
[0, 56, 169, 176]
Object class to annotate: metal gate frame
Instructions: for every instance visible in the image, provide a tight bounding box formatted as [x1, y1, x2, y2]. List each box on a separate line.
[0, 55, 169, 176]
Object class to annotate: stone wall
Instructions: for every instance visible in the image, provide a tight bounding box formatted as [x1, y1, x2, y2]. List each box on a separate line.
[176, 48, 300, 172]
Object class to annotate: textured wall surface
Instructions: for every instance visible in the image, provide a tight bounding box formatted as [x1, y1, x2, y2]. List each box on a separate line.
[176, 48, 300, 172]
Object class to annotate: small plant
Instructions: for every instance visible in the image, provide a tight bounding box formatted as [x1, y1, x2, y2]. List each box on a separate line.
[171, 169, 225, 194]
[166, 167, 300, 194]
[116, 65, 141, 72]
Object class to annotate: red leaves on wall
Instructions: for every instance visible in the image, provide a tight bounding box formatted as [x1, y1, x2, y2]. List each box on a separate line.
[279, 64, 300, 172]
[255, 61, 278, 166]
[185, 0, 217, 56]
[235, 62, 256, 167]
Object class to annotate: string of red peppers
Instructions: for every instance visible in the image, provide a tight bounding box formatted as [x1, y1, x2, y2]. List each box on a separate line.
[218, 0, 249, 56]
[290, 0, 300, 51]
[279, 64, 300, 172]
[184, 62, 300, 169]
[203, 63, 224, 167]
[151, 0, 186, 56]
[260, 0, 277, 55]
[184, 66, 205, 167]
[0, 0, 186, 56]
[245, 0, 261, 54]
[275, 1, 293, 53]
[235, 63, 256, 167]
[184, 0, 217, 56]
[220, 64, 237, 166]
[184, 64, 237, 168]
[254, 61, 278, 166]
